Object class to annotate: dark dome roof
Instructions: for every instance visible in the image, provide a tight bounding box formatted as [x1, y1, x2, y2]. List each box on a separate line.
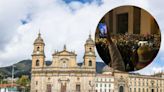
[86, 34, 94, 44]
[34, 33, 44, 44]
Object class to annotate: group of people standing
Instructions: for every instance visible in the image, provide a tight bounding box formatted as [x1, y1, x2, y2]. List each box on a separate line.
[96, 33, 161, 71]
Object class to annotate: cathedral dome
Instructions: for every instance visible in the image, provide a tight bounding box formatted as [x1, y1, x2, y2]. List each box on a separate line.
[86, 34, 94, 44]
[34, 33, 44, 44]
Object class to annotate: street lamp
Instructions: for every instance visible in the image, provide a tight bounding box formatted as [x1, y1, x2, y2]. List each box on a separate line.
[12, 65, 15, 87]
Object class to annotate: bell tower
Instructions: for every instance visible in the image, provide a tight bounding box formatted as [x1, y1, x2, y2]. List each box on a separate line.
[31, 32, 45, 68]
[83, 34, 96, 68]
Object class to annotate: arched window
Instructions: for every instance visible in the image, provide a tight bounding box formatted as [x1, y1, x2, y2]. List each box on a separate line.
[89, 48, 92, 51]
[63, 61, 67, 68]
[89, 60, 92, 66]
[37, 47, 40, 51]
[119, 86, 124, 92]
[151, 89, 154, 92]
[36, 60, 39, 66]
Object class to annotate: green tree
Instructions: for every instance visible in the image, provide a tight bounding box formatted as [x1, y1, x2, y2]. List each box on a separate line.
[17, 75, 30, 92]
[0, 74, 8, 84]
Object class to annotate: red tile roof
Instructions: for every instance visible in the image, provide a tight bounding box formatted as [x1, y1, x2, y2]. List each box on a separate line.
[0, 84, 18, 88]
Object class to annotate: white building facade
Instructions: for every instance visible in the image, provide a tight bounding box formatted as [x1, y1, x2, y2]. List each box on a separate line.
[95, 74, 114, 92]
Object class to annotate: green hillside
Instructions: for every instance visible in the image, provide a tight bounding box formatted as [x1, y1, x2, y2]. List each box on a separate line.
[0, 60, 106, 78]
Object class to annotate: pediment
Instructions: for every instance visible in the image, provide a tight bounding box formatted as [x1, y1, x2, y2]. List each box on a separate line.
[53, 50, 76, 56]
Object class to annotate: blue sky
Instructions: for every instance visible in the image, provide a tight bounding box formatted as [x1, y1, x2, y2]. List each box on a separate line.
[63, 0, 101, 4]
[63, 0, 93, 4]
[0, 0, 164, 75]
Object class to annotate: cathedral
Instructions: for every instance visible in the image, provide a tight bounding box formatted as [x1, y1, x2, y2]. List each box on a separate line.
[30, 33, 164, 92]
[30, 33, 96, 92]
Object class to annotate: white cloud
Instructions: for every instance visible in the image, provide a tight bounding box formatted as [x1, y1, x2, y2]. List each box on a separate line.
[0, 0, 164, 76]
[0, 0, 30, 51]
[0, 0, 103, 66]
[68, 1, 84, 11]
[152, 67, 164, 73]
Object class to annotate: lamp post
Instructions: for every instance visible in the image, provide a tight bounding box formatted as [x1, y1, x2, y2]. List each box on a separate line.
[12, 65, 15, 87]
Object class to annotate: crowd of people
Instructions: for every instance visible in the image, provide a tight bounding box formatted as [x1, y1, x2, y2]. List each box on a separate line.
[96, 33, 161, 71]
[111, 33, 160, 49]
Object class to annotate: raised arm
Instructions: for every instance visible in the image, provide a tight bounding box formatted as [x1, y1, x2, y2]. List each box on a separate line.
[106, 33, 125, 71]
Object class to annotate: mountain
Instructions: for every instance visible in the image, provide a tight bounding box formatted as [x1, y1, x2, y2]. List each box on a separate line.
[96, 62, 106, 73]
[0, 60, 106, 78]
[0, 60, 32, 78]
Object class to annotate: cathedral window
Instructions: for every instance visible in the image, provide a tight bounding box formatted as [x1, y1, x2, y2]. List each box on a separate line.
[119, 86, 124, 92]
[63, 61, 67, 68]
[89, 48, 92, 51]
[76, 84, 80, 92]
[37, 47, 40, 51]
[77, 77, 80, 81]
[36, 60, 39, 66]
[89, 60, 92, 66]
[36, 81, 38, 85]
[46, 84, 52, 92]
[151, 82, 154, 86]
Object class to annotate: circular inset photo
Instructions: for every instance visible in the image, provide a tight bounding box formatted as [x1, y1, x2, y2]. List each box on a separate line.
[95, 5, 161, 72]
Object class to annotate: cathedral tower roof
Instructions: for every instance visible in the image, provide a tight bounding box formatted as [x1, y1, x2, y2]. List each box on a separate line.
[86, 34, 94, 44]
[34, 32, 44, 44]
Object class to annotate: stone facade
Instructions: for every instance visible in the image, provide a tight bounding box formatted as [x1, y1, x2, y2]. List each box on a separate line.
[30, 33, 164, 92]
[30, 33, 96, 92]
[95, 66, 164, 92]
[128, 73, 164, 92]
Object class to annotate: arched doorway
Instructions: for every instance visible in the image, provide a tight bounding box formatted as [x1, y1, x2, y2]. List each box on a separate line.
[119, 86, 124, 92]
[61, 83, 66, 92]
[151, 89, 154, 92]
